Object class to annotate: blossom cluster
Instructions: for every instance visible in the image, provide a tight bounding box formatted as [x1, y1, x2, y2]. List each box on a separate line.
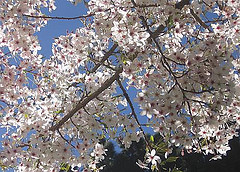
[0, 0, 240, 171]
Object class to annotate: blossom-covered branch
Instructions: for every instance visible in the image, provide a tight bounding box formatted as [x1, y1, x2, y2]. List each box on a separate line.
[1, 0, 240, 171]
[49, 67, 123, 131]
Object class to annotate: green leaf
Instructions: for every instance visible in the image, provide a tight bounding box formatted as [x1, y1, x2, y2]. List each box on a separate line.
[60, 163, 70, 171]
[160, 161, 166, 166]
[166, 156, 178, 163]
[100, 133, 106, 139]
[100, 122, 108, 129]
[150, 135, 154, 142]
[151, 164, 156, 171]
[65, 164, 70, 171]
[54, 110, 63, 114]
[156, 142, 168, 152]
[120, 54, 127, 65]
[168, 15, 174, 27]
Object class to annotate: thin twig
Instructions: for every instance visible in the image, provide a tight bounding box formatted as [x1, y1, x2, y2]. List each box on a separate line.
[22, 13, 94, 20]
[57, 129, 76, 148]
[116, 78, 152, 149]
[190, 9, 212, 32]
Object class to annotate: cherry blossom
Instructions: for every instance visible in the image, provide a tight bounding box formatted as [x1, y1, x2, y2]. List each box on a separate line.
[146, 149, 161, 170]
[0, 0, 240, 171]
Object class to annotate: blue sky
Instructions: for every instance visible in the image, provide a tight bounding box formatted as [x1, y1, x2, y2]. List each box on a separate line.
[37, 0, 88, 58]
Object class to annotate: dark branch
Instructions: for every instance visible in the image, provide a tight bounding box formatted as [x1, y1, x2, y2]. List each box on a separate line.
[175, 0, 191, 10]
[116, 78, 152, 149]
[90, 43, 118, 73]
[49, 67, 123, 131]
[190, 9, 212, 32]
[22, 13, 94, 20]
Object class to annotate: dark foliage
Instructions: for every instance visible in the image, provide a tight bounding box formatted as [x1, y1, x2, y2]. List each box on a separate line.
[183, 136, 240, 172]
[99, 136, 240, 172]
[60, 135, 240, 172]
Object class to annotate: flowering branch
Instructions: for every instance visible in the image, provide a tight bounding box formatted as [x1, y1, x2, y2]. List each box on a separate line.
[57, 129, 76, 148]
[116, 78, 152, 149]
[190, 9, 212, 32]
[90, 43, 118, 73]
[1, 0, 239, 170]
[49, 67, 123, 131]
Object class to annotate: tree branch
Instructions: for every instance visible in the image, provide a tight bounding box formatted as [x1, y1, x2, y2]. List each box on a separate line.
[57, 129, 76, 148]
[116, 78, 152, 149]
[175, 0, 191, 10]
[22, 13, 94, 20]
[90, 43, 118, 73]
[49, 67, 123, 131]
[190, 9, 212, 32]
